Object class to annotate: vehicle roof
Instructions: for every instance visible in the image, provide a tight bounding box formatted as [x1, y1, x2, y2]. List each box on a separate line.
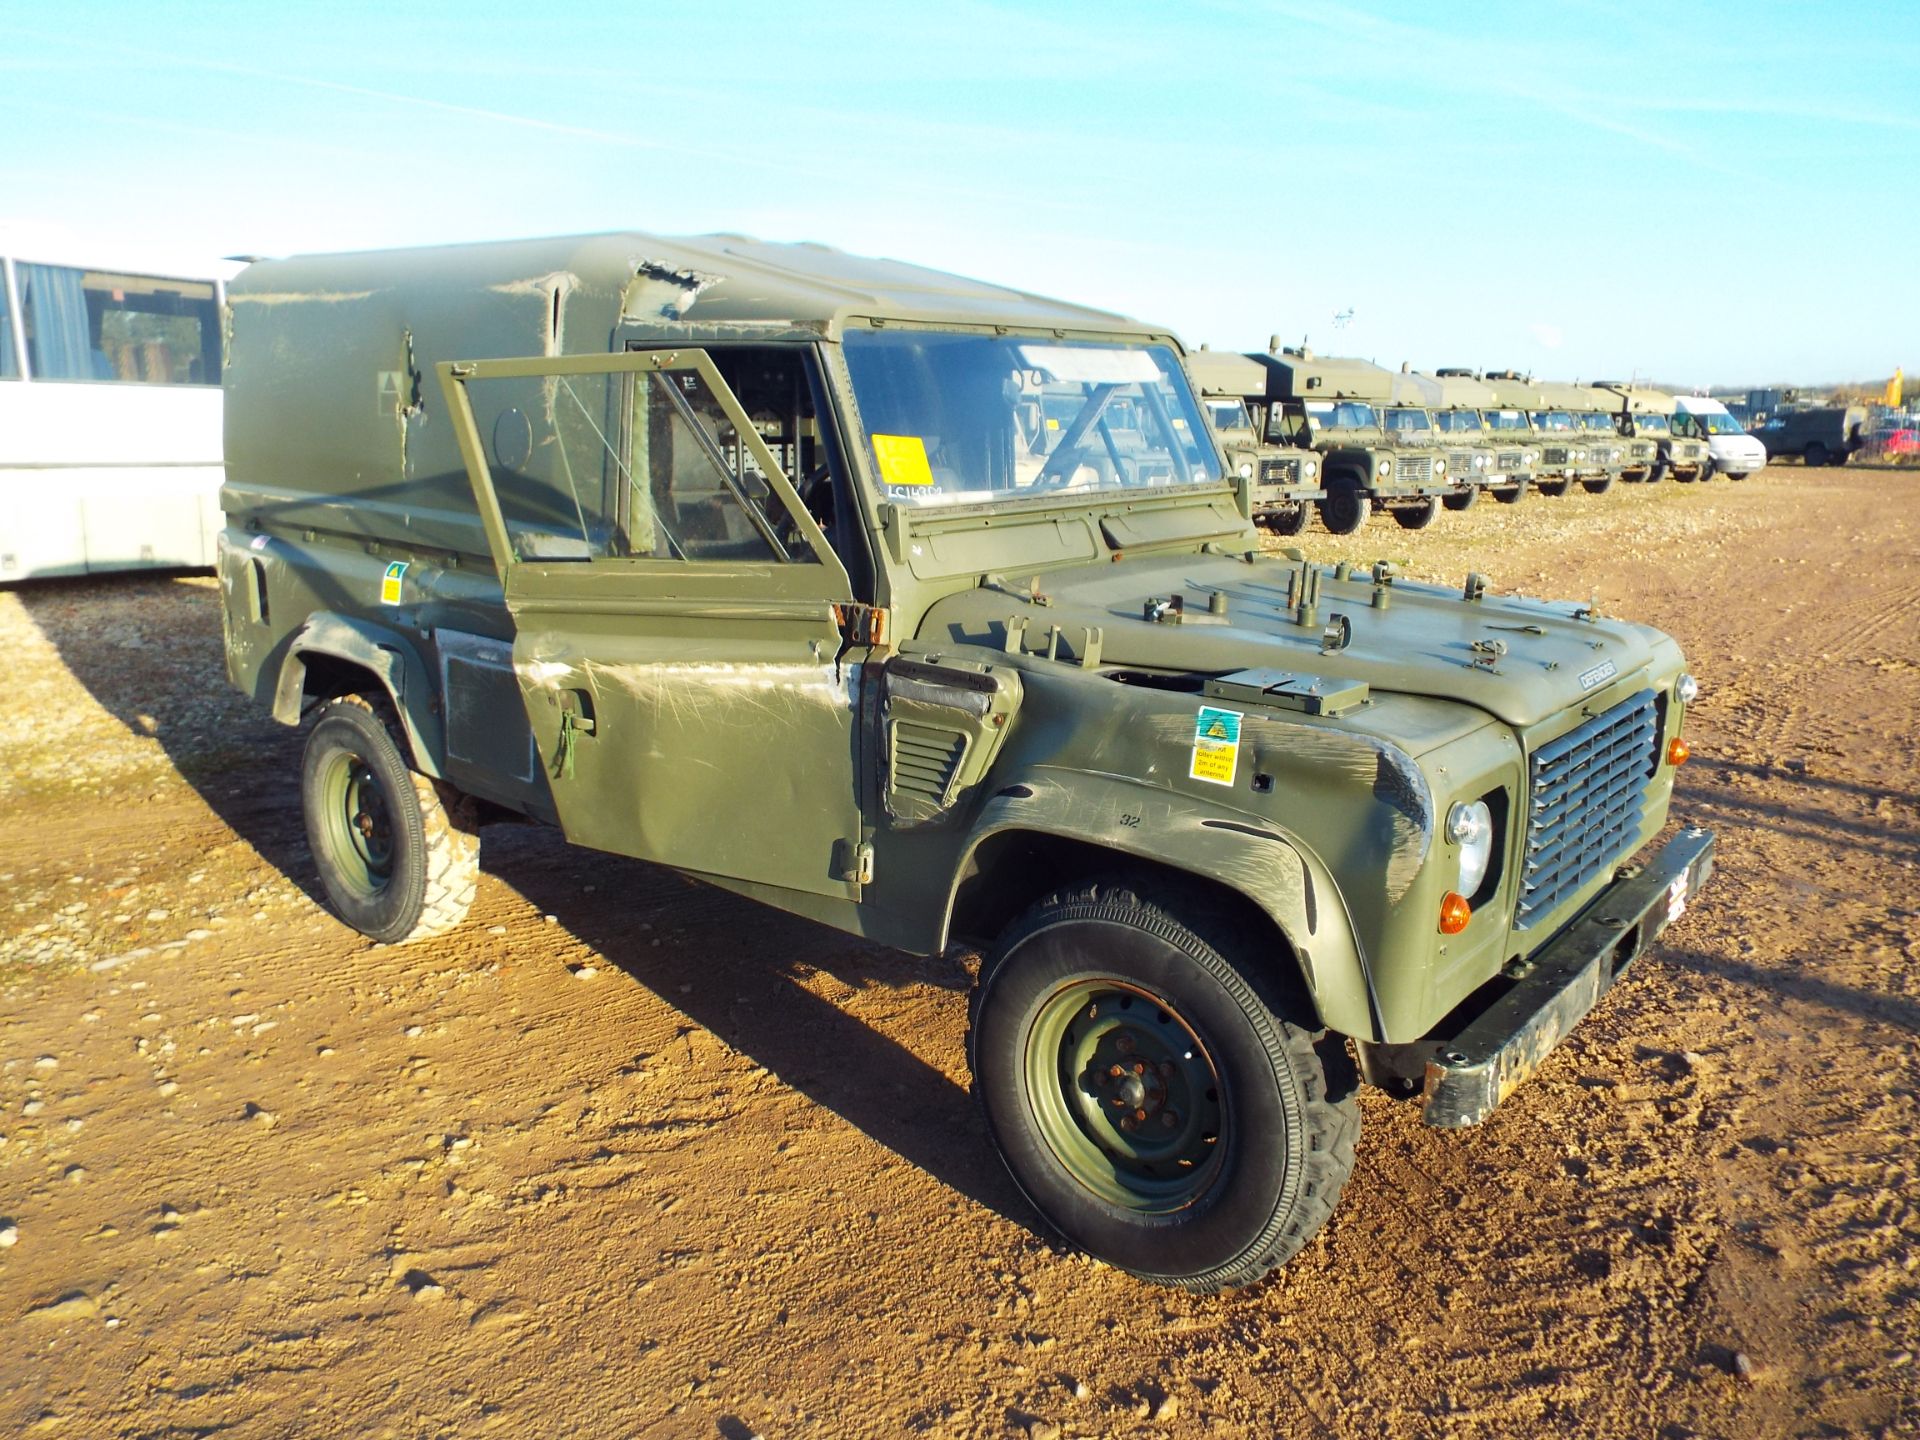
[1672, 394, 1730, 413]
[1400, 370, 1500, 408]
[1249, 349, 1396, 401]
[1590, 382, 1676, 414]
[1528, 380, 1611, 412]
[1480, 374, 1559, 409]
[1184, 349, 1271, 398]
[0, 222, 245, 284]
[229, 230, 1162, 340]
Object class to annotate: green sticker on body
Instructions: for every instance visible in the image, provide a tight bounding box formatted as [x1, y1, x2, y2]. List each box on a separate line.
[1190, 705, 1241, 786]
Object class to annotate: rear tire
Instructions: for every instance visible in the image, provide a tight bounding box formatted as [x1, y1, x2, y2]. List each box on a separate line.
[1317, 479, 1368, 536]
[1392, 498, 1437, 530]
[1804, 442, 1828, 468]
[969, 881, 1359, 1292]
[301, 696, 479, 945]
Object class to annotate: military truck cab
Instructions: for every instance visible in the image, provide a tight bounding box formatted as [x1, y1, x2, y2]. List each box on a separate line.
[219, 232, 1710, 1294]
[1248, 346, 1460, 534]
[1186, 349, 1323, 535]
[1595, 384, 1707, 482]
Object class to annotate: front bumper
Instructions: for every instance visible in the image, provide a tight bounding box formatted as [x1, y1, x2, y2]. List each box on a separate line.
[1419, 825, 1715, 1127]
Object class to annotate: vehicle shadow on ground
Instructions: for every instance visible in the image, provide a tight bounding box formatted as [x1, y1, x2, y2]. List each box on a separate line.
[486, 823, 1032, 1226]
[16, 574, 324, 902]
[21, 575, 1034, 1227]
[1659, 944, 1920, 1037]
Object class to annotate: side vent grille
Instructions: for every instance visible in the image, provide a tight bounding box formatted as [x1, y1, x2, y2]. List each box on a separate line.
[890, 721, 968, 808]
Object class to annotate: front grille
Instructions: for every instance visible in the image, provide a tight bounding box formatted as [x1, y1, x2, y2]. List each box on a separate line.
[1543, 446, 1570, 465]
[1258, 456, 1300, 485]
[1630, 442, 1653, 460]
[1497, 450, 1524, 470]
[1396, 455, 1432, 484]
[1516, 690, 1660, 930]
[1446, 449, 1475, 476]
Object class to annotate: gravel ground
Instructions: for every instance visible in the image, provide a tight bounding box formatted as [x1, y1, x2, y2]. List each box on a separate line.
[1, 465, 1916, 1439]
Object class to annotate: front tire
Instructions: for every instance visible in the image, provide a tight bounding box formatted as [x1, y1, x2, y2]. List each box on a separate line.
[301, 696, 479, 944]
[1581, 475, 1614, 495]
[1266, 505, 1308, 537]
[1317, 478, 1368, 535]
[1493, 477, 1529, 504]
[1535, 478, 1571, 498]
[969, 882, 1360, 1292]
[1392, 498, 1437, 530]
[1442, 486, 1478, 512]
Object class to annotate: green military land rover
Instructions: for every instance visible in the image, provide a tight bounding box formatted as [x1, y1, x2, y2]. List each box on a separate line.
[1594, 384, 1708, 483]
[1535, 380, 1625, 495]
[219, 232, 1713, 1291]
[1404, 370, 1533, 505]
[1185, 349, 1323, 536]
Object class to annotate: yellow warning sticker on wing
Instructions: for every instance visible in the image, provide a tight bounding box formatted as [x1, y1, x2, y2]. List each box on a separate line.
[872, 433, 935, 488]
[1190, 706, 1242, 786]
[380, 560, 408, 605]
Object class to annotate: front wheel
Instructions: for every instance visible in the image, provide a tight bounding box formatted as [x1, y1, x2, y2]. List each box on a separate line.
[1492, 477, 1529, 504]
[1266, 505, 1308, 537]
[301, 696, 480, 944]
[969, 882, 1360, 1292]
[1535, 478, 1571, 498]
[1317, 479, 1368, 535]
[1442, 486, 1479, 512]
[1581, 475, 1614, 495]
[1392, 498, 1437, 530]
[1803, 442, 1828, 468]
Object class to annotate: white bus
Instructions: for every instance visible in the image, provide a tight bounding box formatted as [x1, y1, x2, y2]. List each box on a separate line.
[0, 229, 242, 579]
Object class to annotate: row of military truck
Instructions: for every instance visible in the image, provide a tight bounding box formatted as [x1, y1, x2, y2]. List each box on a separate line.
[1187, 346, 1768, 535]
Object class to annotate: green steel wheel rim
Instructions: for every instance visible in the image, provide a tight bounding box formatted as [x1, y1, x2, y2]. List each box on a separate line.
[1023, 979, 1228, 1213]
[316, 749, 395, 901]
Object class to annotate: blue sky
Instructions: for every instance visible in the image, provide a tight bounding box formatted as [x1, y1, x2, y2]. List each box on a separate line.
[4, 0, 1913, 387]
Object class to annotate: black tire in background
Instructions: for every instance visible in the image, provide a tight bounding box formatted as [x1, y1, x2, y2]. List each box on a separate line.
[1492, 477, 1529, 504]
[1442, 486, 1478, 511]
[1268, 505, 1309, 537]
[1580, 476, 1614, 495]
[1317, 478, 1368, 535]
[1392, 498, 1437, 530]
[1535, 478, 1571, 498]
[1804, 442, 1829, 467]
[301, 695, 480, 945]
[969, 881, 1360, 1292]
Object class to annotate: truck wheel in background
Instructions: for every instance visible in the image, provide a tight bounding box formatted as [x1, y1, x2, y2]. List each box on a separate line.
[1442, 487, 1478, 512]
[1317, 479, 1368, 535]
[1804, 442, 1829, 468]
[1580, 476, 1614, 495]
[1492, 477, 1529, 504]
[301, 695, 480, 945]
[1267, 505, 1308, 537]
[1648, 460, 1669, 484]
[1826, 450, 1850, 467]
[969, 881, 1360, 1292]
[1392, 498, 1437, 530]
[1535, 478, 1571, 498]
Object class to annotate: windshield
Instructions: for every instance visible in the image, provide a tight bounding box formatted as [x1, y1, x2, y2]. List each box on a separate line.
[1694, 411, 1744, 435]
[1483, 408, 1532, 432]
[1304, 399, 1379, 431]
[1383, 407, 1433, 436]
[1205, 398, 1254, 433]
[1435, 409, 1483, 434]
[1531, 410, 1576, 432]
[1578, 412, 1620, 433]
[1634, 413, 1672, 435]
[842, 330, 1222, 507]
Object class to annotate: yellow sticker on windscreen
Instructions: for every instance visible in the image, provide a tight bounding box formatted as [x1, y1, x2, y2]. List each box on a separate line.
[872, 433, 935, 488]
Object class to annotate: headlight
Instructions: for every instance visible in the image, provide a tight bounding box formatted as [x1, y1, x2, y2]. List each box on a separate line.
[1447, 800, 1495, 898]
[1378, 459, 1393, 476]
[1434, 457, 1447, 474]
[1676, 672, 1699, 704]
[1304, 459, 1318, 479]
[1573, 448, 1586, 462]
[1474, 454, 1488, 470]
[1238, 462, 1253, 480]
[1524, 450, 1538, 464]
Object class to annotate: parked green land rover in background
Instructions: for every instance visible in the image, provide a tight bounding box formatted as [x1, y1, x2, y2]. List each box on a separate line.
[1402, 370, 1533, 505]
[1481, 372, 1584, 498]
[218, 231, 1712, 1291]
[1535, 381, 1625, 494]
[1186, 349, 1323, 536]
[1595, 384, 1708, 483]
[1248, 347, 1463, 534]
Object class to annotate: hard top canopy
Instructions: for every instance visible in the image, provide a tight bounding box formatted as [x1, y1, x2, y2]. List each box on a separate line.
[1248, 349, 1396, 403]
[1399, 370, 1501, 410]
[1479, 374, 1559, 410]
[1184, 349, 1271, 400]
[228, 230, 1163, 344]
[1591, 382, 1676, 415]
[1533, 380, 1613, 415]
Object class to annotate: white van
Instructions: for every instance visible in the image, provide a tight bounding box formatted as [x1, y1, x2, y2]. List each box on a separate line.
[1675, 395, 1767, 481]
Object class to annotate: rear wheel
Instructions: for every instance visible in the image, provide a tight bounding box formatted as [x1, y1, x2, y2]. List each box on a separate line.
[1804, 442, 1829, 468]
[1826, 450, 1849, 467]
[301, 696, 479, 944]
[1442, 486, 1478, 512]
[1317, 478, 1368, 536]
[969, 882, 1360, 1292]
[1392, 498, 1437, 530]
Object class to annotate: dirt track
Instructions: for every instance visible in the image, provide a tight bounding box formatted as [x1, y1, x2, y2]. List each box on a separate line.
[2, 466, 1916, 1440]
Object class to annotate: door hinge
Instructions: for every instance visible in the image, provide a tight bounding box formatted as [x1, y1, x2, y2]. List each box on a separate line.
[552, 705, 595, 780]
[833, 838, 875, 886]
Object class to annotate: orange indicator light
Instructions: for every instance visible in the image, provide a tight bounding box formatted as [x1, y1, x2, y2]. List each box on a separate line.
[1667, 737, 1691, 766]
[1439, 892, 1472, 935]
